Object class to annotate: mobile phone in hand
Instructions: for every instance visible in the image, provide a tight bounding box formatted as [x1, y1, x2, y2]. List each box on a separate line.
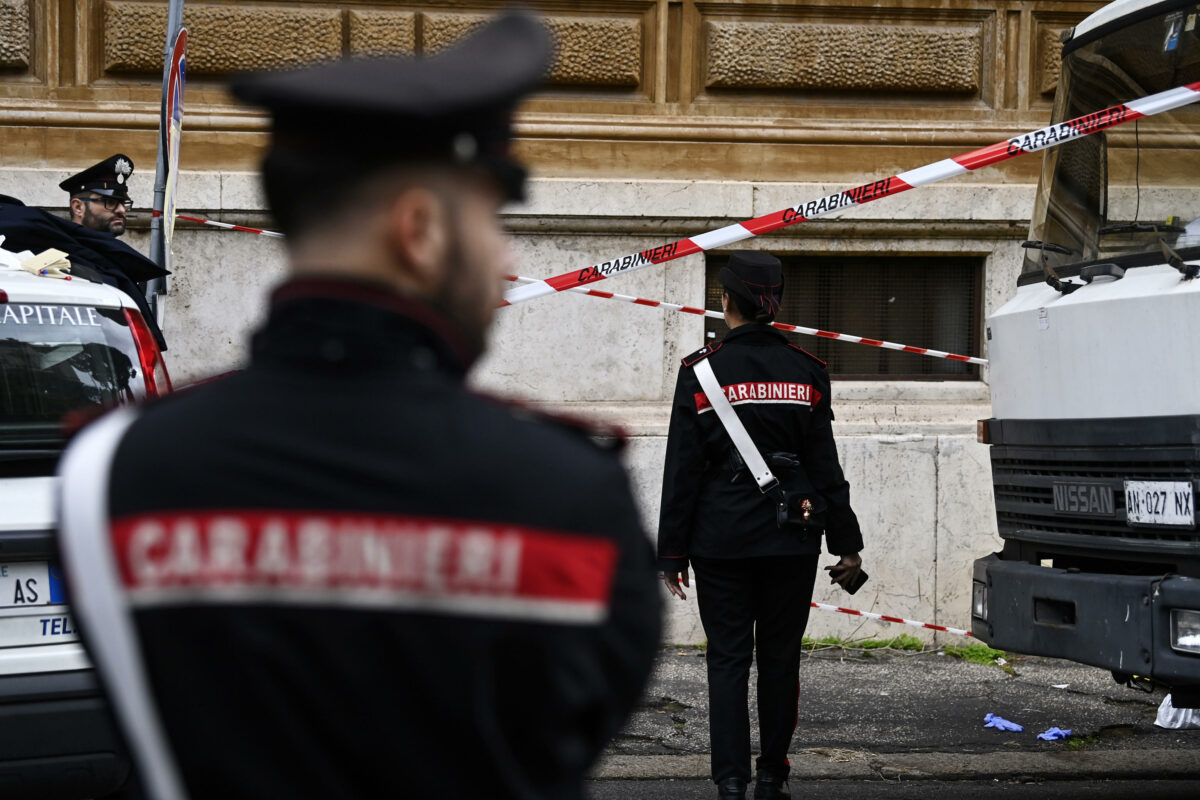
[842, 568, 869, 595]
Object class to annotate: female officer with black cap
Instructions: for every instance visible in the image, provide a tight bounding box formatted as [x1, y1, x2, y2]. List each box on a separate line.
[657, 250, 866, 800]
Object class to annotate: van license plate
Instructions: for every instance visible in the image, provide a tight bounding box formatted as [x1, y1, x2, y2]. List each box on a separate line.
[0, 562, 65, 608]
[0, 611, 78, 648]
[1124, 481, 1195, 527]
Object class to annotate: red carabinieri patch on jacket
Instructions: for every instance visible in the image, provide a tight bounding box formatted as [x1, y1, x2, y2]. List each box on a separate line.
[694, 381, 820, 413]
[109, 511, 618, 625]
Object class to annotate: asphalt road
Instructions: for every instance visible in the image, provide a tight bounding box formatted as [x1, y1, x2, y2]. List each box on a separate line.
[586, 779, 1200, 799]
[606, 647, 1197, 758]
[590, 646, 1200, 794]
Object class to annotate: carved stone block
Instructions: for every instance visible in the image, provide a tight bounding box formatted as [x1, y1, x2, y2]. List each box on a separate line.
[103, 2, 343, 74]
[704, 20, 981, 94]
[424, 13, 641, 87]
[1039, 27, 1064, 95]
[349, 10, 417, 58]
[0, 0, 30, 70]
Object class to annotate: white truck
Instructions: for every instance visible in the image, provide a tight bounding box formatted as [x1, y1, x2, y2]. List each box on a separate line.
[972, 0, 1200, 705]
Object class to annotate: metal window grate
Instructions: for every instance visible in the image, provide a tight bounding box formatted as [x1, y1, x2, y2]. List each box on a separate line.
[704, 254, 982, 378]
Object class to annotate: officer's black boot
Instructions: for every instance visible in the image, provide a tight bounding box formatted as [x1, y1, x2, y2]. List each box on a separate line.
[753, 773, 790, 799]
[717, 776, 748, 799]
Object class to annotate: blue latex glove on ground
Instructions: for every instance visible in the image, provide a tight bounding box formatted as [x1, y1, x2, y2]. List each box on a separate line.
[984, 713, 1023, 732]
[1037, 727, 1072, 741]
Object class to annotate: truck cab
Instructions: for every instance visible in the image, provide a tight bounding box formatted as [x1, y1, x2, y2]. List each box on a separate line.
[972, 0, 1200, 705]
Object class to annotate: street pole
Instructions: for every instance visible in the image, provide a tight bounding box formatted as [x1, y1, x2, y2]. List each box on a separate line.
[146, 0, 186, 324]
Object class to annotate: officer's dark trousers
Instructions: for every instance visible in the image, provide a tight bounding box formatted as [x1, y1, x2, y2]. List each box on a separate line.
[691, 554, 820, 784]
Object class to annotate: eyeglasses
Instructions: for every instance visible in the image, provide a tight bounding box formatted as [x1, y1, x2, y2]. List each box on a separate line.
[80, 196, 134, 211]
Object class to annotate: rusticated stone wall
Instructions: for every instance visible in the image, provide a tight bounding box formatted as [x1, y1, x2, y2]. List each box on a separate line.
[0, 1, 1119, 182]
[348, 10, 418, 58]
[704, 21, 982, 93]
[5, 1, 1197, 645]
[103, 3, 345, 73]
[101, 3, 642, 86]
[0, 0, 27, 69]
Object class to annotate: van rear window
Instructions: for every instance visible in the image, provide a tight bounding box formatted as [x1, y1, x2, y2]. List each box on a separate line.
[0, 303, 144, 448]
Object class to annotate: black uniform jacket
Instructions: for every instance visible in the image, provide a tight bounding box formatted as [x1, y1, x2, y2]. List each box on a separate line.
[56, 278, 662, 800]
[657, 324, 863, 572]
[0, 195, 168, 349]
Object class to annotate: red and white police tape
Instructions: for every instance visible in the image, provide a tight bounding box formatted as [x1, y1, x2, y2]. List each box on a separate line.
[810, 601, 975, 638]
[502, 81, 1200, 307]
[151, 210, 285, 238]
[149, 210, 985, 364]
[506, 274, 987, 365]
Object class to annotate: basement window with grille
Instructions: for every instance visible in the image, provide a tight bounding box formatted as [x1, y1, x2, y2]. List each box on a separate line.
[703, 254, 983, 379]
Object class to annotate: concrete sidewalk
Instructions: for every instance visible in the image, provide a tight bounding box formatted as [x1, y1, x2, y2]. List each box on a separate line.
[593, 646, 1200, 782]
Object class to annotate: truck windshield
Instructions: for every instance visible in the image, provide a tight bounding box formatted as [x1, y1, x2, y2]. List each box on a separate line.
[1023, 2, 1200, 280]
[0, 303, 145, 454]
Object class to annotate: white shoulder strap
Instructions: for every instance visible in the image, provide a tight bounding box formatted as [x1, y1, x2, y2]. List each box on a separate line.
[57, 409, 190, 800]
[692, 358, 779, 493]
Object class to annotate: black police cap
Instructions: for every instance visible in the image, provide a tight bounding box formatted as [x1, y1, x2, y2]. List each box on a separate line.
[719, 251, 785, 319]
[229, 11, 553, 202]
[59, 154, 135, 199]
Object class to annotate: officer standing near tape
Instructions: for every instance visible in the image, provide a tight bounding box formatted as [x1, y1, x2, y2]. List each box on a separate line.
[55, 13, 661, 800]
[658, 251, 865, 800]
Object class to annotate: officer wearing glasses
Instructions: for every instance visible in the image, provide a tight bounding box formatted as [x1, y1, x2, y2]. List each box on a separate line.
[0, 153, 168, 347]
[60, 154, 136, 237]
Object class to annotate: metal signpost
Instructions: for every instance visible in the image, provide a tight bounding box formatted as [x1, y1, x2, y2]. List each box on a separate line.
[147, 0, 186, 327]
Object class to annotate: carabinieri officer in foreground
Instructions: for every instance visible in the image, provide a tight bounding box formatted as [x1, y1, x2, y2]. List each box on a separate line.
[657, 251, 866, 800]
[55, 13, 661, 800]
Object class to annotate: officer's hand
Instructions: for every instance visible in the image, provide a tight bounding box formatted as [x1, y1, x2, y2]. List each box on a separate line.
[824, 553, 862, 588]
[659, 568, 690, 600]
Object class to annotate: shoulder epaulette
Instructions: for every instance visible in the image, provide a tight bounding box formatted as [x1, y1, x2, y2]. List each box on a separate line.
[787, 343, 826, 368]
[681, 341, 723, 367]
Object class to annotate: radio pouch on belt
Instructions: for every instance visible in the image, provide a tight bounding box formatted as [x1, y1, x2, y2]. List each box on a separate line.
[693, 358, 826, 535]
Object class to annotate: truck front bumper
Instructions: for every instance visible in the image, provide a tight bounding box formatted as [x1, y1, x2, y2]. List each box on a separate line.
[972, 554, 1200, 690]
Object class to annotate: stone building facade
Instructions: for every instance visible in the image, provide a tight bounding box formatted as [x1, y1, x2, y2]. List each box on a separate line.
[0, 0, 1145, 643]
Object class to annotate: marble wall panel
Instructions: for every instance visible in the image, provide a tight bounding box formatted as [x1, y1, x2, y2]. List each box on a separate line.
[704, 20, 982, 94]
[103, 2, 343, 74]
[934, 435, 1000, 641]
[0, 0, 28, 70]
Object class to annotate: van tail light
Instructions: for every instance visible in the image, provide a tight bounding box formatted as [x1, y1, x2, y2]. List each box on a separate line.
[123, 308, 172, 397]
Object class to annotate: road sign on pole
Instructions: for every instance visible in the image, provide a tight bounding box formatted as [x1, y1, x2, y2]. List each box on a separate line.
[147, 0, 185, 327]
[163, 28, 187, 252]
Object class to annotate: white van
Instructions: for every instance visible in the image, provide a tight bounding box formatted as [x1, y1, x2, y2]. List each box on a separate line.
[0, 246, 169, 797]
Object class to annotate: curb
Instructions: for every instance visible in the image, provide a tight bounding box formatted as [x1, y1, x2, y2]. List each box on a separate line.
[591, 749, 1200, 781]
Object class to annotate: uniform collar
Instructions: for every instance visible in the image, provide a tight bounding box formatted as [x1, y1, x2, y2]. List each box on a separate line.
[722, 322, 787, 345]
[252, 276, 478, 376]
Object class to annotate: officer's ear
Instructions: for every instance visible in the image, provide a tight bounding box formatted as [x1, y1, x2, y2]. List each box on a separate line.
[68, 195, 86, 224]
[383, 185, 450, 293]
